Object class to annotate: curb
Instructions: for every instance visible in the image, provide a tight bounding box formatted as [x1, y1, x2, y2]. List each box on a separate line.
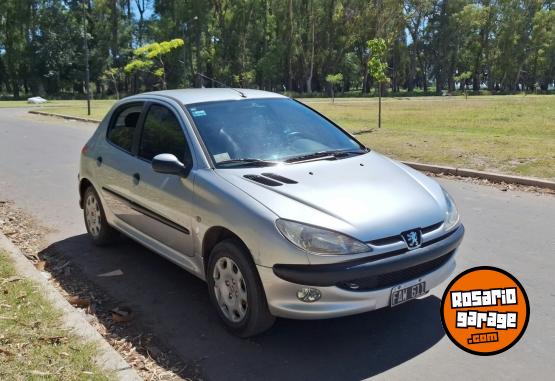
[402, 161, 555, 190]
[0, 233, 142, 381]
[28, 110, 101, 123]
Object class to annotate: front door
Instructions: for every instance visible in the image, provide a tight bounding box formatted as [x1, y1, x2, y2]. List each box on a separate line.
[128, 102, 195, 257]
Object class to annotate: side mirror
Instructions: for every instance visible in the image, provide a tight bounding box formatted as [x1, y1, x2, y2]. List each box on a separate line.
[152, 153, 190, 176]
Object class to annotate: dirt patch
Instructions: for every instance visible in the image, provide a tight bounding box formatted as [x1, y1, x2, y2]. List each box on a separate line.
[0, 200, 201, 381]
[0, 201, 51, 260]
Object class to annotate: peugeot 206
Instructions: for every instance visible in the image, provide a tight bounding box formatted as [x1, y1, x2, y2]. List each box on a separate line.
[79, 88, 464, 337]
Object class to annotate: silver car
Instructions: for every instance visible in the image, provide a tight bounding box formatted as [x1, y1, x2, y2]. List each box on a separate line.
[79, 89, 464, 337]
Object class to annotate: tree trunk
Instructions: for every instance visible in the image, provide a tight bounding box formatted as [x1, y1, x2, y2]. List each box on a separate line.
[422, 61, 428, 92]
[436, 71, 444, 95]
[362, 65, 369, 94]
[378, 84, 382, 128]
[110, 0, 119, 59]
[287, 0, 294, 92]
[306, 3, 315, 94]
[408, 49, 416, 92]
[135, 0, 145, 45]
[12, 79, 19, 99]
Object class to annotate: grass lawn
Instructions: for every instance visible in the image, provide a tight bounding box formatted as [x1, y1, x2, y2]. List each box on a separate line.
[303, 95, 555, 180]
[0, 250, 111, 380]
[0, 100, 114, 121]
[3, 94, 554, 180]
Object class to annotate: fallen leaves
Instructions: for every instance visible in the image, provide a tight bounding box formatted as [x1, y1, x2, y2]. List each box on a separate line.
[0, 200, 51, 257]
[68, 295, 91, 308]
[427, 172, 555, 195]
[111, 306, 133, 323]
[34, 260, 46, 271]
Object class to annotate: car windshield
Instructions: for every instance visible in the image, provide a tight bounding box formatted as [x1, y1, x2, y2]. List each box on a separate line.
[186, 98, 366, 167]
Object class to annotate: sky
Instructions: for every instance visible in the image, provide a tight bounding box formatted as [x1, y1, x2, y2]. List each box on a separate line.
[132, 1, 155, 20]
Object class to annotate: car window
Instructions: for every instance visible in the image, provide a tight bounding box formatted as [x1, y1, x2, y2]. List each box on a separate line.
[139, 104, 189, 162]
[107, 103, 143, 152]
[187, 99, 363, 165]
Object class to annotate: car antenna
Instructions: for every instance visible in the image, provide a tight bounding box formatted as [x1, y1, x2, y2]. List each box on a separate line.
[197, 73, 247, 98]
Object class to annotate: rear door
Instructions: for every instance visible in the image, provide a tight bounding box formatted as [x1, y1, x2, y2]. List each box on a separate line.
[127, 101, 195, 257]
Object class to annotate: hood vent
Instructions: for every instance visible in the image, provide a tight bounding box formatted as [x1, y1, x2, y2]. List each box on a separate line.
[261, 173, 298, 184]
[243, 174, 283, 187]
[243, 173, 298, 187]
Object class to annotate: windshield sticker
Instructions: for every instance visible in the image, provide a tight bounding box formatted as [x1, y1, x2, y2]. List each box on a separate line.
[191, 109, 207, 117]
[213, 152, 231, 163]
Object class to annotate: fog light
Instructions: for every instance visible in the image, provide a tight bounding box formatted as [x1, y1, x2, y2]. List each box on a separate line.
[296, 287, 321, 303]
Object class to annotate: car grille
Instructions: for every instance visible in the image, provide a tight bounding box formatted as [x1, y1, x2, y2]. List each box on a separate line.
[336, 250, 455, 292]
[368, 221, 443, 247]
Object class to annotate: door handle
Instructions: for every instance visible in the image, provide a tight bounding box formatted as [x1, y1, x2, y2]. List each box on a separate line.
[133, 173, 141, 184]
[96, 156, 103, 165]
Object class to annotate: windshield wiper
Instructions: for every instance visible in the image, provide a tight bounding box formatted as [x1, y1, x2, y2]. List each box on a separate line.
[217, 158, 279, 167]
[285, 149, 367, 163]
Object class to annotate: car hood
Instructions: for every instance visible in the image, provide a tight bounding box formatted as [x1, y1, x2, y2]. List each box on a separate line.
[215, 151, 447, 242]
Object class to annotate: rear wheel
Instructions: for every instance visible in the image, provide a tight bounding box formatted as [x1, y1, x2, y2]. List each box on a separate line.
[207, 239, 275, 337]
[83, 186, 118, 246]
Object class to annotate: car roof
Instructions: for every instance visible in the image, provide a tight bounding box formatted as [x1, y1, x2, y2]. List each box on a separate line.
[127, 88, 288, 106]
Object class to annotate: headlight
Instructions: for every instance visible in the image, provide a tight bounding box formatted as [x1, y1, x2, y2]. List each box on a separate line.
[443, 190, 460, 231]
[275, 219, 371, 255]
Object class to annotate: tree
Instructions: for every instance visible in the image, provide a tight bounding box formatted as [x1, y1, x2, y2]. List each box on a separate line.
[529, 8, 555, 91]
[453, 3, 493, 92]
[124, 39, 184, 90]
[404, 0, 434, 92]
[325, 73, 343, 103]
[101, 68, 122, 99]
[367, 38, 390, 128]
[1, 0, 555, 98]
[454, 71, 472, 99]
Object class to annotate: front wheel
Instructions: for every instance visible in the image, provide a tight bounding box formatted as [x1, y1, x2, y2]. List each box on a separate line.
[83, 186, 118, 246]
[207, 239, 275, 337]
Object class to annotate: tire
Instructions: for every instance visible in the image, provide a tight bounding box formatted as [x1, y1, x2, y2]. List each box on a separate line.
[207, 239, 275, 337]
[83, 186, 119, 246]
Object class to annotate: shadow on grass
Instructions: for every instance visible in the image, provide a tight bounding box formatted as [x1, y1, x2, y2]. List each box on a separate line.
[40, 233, 445, 381]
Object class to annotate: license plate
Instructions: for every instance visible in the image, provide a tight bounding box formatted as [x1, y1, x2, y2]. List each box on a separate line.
[390, 282, 426, 307]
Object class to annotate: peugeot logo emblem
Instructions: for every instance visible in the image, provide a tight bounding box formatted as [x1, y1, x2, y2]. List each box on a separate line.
[401, 229, 422, 250]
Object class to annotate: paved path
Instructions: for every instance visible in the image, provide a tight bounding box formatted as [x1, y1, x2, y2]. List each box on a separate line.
[0, 108, 554, 380]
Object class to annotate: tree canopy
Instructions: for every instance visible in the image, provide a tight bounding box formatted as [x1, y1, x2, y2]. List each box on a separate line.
[0, 0, 554, 98]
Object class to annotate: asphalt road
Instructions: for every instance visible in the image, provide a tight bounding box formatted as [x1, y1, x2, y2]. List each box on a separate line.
[1, 108, 554, 380]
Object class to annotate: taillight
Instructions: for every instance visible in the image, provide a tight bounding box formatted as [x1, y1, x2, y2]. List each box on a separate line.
[81, 144, 89, 155]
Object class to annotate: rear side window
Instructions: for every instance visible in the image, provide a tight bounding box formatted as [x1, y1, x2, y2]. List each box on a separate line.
[107, 104, 143, 152]
[139, 104, 189, 162]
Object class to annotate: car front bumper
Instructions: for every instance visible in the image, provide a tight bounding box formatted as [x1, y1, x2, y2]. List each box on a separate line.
[258, 225, 463, 319]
